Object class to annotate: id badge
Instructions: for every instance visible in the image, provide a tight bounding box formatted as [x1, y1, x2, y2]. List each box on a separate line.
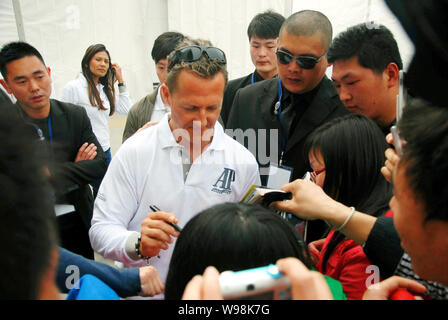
[266, 162, 294, 189]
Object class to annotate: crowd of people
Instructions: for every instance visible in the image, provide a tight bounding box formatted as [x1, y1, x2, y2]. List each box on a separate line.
[1, 2, 448, 302]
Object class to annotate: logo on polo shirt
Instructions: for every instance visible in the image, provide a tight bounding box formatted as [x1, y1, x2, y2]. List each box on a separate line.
[211, 168, 235, 195]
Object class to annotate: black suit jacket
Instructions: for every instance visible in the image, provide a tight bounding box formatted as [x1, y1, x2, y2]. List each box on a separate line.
[226, 76, 349, 185]
[16, 99, 107, 228]
[220, 70, 266, 126]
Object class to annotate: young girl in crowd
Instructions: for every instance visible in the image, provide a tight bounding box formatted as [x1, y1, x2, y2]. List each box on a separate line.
[304, 113, 392, 299]
[61, 44, 131, 165]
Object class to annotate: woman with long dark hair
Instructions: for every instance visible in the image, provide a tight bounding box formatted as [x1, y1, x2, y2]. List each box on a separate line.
[61, 44, 131, 165]
[303, 113, 392, 299]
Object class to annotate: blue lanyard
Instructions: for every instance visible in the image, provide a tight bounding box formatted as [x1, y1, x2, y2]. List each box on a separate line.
[33, 113, 54, 152]
[276, 79, 287, 165]
[254, 74, 286, 165]
[48, 114, 53, 142]
[47, 113, 53, 143]
[47, 113, 54, 154]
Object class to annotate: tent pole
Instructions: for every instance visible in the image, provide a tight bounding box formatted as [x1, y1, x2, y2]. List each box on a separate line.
[284, 0, 293, 17]
[12, 0, 26, 41]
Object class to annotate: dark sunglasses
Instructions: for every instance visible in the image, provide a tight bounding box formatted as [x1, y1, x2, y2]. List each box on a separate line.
[276, 49, 327, 69]
[168, 45, 227, 71]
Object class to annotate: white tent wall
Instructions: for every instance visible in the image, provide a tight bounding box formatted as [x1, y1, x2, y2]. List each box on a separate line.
[292, 0, 415, 70]
[0, 1, 17, 44]
[0, 0, 167, 103]
[167, 0, 291, 80]
[0, 0, 17, 100]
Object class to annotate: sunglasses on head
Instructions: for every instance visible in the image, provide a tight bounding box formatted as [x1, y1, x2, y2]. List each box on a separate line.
[276, 49, 327, 69]
[168, 45, 227, 71]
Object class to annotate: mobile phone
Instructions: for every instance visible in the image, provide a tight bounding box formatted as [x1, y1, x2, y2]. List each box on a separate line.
[219, 265, 291, 300]
[390, 70, 407, 156]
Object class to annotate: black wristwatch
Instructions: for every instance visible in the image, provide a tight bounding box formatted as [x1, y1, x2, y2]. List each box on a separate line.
[118, 82, 125, 87]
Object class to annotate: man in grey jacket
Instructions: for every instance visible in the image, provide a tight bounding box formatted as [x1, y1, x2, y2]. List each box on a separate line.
[122, 32, 185, 142]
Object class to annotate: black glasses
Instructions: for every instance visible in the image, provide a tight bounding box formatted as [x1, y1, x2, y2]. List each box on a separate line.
[276, 49, 327, 69]
[168, 45, 227, 71]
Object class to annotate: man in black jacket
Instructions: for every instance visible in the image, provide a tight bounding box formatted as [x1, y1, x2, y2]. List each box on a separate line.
[220, 10, 285, 126]
[227, 10, 348, 242]
[227, 10, 348, 185]
[0, 41, 107, 259]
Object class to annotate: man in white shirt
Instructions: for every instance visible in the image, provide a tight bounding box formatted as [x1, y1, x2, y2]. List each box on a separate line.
[122, 32, 185, 142]
[89, 38, 261, 298]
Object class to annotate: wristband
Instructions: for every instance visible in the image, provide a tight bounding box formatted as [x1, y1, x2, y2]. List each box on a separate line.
[333, 206, 355, 231]
[135, 234, 150, 261]
[118, 82, 125, 87]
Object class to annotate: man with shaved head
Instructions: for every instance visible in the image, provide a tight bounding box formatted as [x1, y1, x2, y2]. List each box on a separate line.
[226, 10, 348, 242]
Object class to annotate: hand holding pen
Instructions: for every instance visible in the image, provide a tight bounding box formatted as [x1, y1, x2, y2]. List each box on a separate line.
[149, 206, 182, 232]
[139, 205, 181, 258]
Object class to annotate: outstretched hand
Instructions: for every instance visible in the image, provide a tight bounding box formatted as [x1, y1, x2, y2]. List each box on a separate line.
[273, 179, 336, 221]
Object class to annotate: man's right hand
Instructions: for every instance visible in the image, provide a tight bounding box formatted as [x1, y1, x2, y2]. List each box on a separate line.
[139, 211, 180, 258]
[273, 179, 337, 221]
[276, 257, 333, 300]
[75, 142, 97, 162]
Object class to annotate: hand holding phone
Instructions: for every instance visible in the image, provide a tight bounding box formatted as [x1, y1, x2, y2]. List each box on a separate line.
[219, 265, 291, 300]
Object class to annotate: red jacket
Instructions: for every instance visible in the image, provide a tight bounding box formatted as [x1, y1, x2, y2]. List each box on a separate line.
[314, 230, 374, 300]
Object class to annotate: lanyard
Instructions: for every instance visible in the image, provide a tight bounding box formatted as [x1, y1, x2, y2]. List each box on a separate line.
[254, 74, 287, 165]
[47, 113, 53, 143]
[275, 79, 287, 165]
[33, 113, 54, 152]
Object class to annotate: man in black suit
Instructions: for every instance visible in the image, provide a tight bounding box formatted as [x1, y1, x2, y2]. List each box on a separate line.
[220, 10, 285, 126]
[0, 42, 107, 259]
[226, 11, 349, 242]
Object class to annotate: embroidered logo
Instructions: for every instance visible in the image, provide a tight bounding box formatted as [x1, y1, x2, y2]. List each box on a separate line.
[211, 168, 235, 195]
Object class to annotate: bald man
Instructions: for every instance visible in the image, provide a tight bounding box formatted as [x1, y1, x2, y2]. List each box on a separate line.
[226, 10, 348, 242]
[227, 10, 348, 184]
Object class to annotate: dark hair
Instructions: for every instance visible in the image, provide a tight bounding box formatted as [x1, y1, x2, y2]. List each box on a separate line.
[164, 202, 312, 299]
[281, 10, 333, 50]
[0, 108, 58, 299]
[304, 113, 392, 272]
[81, 44, 116, 115]
[0, 41, 46, 80]
[328, 23, 403, 74]
[247, 10, 285, 40]
[151, 32, 185, 63]
[398, 98, 448, 222]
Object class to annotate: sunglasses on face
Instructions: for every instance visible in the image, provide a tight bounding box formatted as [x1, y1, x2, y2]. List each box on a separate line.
[168, 45, 227, 71]
[276, 49, 327, 69]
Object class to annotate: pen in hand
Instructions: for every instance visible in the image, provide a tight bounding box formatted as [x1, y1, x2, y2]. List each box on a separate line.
[149, 205, 182, 232]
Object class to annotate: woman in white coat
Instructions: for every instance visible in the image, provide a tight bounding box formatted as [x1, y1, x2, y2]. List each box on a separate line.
[62, 44, 131, 194]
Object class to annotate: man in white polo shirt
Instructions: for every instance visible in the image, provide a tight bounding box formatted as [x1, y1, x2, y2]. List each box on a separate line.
[89, 38, 260, 297]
